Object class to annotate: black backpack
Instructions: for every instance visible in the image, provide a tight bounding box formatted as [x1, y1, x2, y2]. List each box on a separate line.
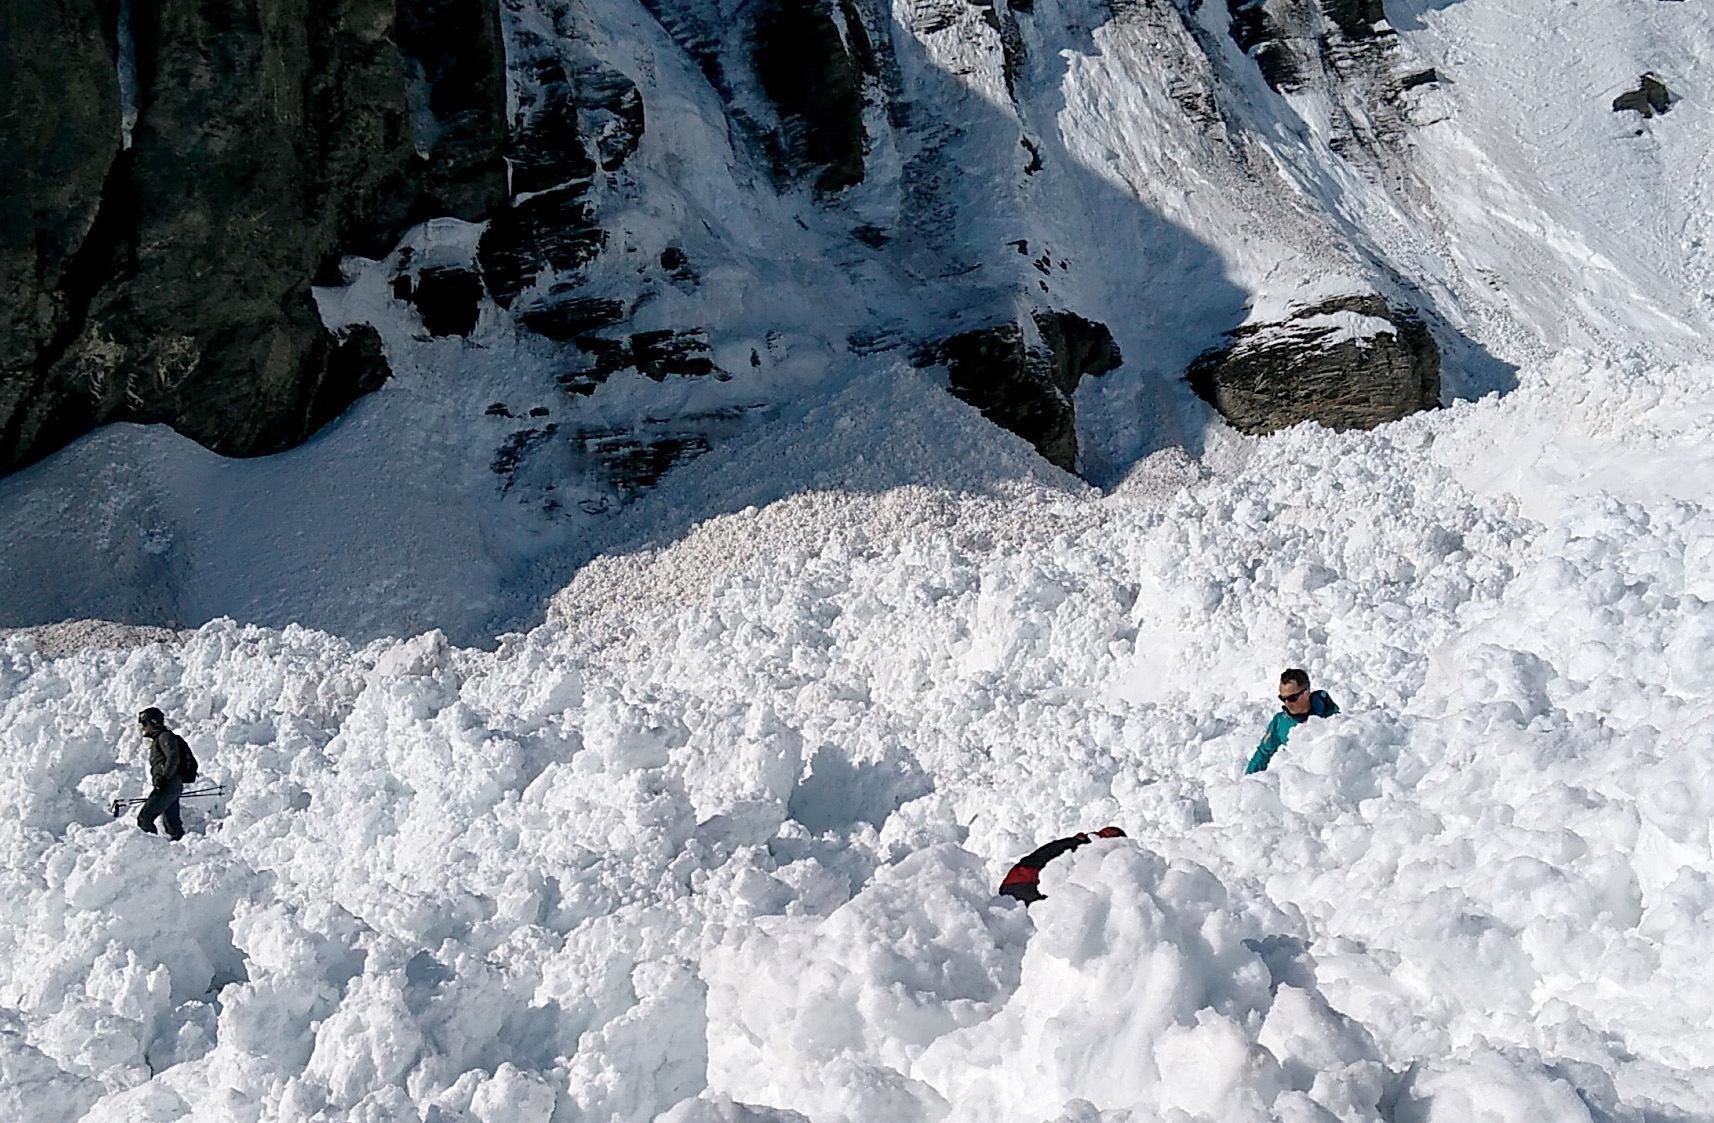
[177, 738, 200, 782]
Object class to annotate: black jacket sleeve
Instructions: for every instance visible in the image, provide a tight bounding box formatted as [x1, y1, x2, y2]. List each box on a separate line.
[148, 731, 185, 787]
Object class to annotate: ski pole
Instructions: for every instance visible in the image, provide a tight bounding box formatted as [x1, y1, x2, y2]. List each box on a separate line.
[110, 783, 227, 817]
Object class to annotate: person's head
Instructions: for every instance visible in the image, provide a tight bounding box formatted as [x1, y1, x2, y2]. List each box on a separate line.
[1278, 669, 1312, 715]
[138, 707, 166, 734]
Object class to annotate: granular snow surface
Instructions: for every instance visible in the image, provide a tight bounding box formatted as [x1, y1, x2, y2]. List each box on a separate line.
[4, 351, 1713, 1122]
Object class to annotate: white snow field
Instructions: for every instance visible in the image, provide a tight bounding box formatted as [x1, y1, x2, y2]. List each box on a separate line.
[4, 348, 1714, 1122]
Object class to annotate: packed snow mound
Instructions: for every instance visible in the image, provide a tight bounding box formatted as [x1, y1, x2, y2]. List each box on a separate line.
[3, 353, 1713, 1121]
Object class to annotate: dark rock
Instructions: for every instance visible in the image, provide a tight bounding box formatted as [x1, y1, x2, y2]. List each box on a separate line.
[405, 267, 484, 337]
[1, 0, 508, 475]
[1320, 0, 1388, 40]
[995, 4, 1029, 100]
[517, 296, 627, 342]
[1186, 295, 1439, 434]
[847, 325, 906, 356]
[477, 184, 607, 308]
[555, 338, 633, 397]
[553, 329, 722, 395]
[924, 310, 1122, 472]
[491, 424, 559, 492]
[1036, 310, 1124, 390]
[395, 0, 509, 219]
[504, 43, 644, 194]
[1227, 0, 1303, 91]
[0, 0, 120, 467]
[852, 225, 891, 248]
[966, 0, 1003, 34]
[508, 65, 596, 197]
[579, 429, 713, 496]
[302, 325, 394, 439]
[1022, 137, 1045, 174]
[631, 329, 717, 380]
[577, 64, 646, 172]
[485, 402, 512, 417]
[751, 0, 871, 193]
[528, 406, 550, 418]
[1613, 74, 1676, 118]
[659, 246, 699, 285]
[1400, 68, 1439, 92]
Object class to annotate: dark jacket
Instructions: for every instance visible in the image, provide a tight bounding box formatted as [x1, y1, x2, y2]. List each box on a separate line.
[147, 729, 188, 788]
[999, 828, 1124, 904]
[1245, 690, 1339, 774]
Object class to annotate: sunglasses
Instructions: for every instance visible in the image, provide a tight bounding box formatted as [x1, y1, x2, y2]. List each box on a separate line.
[1278, 688, 1307, 705]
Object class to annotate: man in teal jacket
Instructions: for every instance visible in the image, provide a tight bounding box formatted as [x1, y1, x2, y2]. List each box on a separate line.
[1246, 668, 1339, 774]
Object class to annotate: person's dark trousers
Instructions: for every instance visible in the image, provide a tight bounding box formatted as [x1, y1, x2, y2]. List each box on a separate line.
[137, 780, 185, 840]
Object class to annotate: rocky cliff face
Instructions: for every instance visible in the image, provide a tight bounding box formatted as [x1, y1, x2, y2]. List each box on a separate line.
[4, 0, 1490, 494]
[0, 0, 506, 475]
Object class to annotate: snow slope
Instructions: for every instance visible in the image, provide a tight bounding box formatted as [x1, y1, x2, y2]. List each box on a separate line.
[4, 347, 1713, 1121]
[0, 0, 1709, 642]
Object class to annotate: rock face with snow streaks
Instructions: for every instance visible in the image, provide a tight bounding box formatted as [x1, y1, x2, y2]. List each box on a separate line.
[1187, 295, 1440, 435]
[0, 0, 507, 475]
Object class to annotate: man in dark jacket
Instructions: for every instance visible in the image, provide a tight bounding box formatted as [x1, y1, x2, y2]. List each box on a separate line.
[998, 826, 1125, 904]
[136, 707, 187, 840]
[1245, 668, 1339, 774]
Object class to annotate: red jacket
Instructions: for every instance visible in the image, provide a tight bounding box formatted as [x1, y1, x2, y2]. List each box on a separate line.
[999, 827, 1125, 904]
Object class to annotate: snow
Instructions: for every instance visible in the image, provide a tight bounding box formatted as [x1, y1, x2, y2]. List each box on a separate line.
[3, 0, 1714, 1118]
[1285, 310, 1400, 348]
[3, 344, 1713, 1120]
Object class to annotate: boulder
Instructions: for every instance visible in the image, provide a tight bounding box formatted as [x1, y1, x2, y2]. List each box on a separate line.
[1612, 74, 1676, 118]
[925, 311, 1122, 473]
[1187, 295, 1439, 434]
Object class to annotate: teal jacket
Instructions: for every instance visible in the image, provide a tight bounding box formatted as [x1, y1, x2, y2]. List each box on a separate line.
[1245, 691, 1339, 774]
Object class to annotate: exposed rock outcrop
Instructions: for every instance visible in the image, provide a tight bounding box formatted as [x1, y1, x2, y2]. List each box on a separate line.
[751, 0, 875, 192]
[922, 311, 1123, 473]
[1187, 295, 1439, 435]
[1319, 0, 1388, 41]
[1226, 0, 1303, 92]
[0, 0, 508, 475]
[1613, 74, 1676, 118]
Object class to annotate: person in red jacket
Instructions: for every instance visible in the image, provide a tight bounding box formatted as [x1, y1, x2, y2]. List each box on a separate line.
[998, 826, 1126, 904]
